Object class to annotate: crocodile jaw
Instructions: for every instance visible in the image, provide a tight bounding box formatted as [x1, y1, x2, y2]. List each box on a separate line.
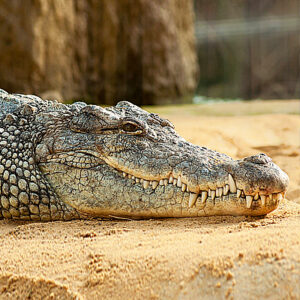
[39, 149, 289, 218]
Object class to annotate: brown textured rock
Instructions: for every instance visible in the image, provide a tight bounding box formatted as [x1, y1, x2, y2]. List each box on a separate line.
[0, 1, 88, 102]
[0, 0, 198, 105]
[87, 0, 198, 105]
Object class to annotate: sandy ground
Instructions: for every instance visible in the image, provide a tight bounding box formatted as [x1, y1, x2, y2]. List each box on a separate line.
[0, 100, 299, 300]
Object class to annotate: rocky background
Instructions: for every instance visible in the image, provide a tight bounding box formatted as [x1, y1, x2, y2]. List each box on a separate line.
[0, 0, 198, 105]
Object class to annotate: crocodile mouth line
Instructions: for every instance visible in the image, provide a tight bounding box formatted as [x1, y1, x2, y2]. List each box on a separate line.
[45, 151, 285, 210]
[119, 169, 285, 210]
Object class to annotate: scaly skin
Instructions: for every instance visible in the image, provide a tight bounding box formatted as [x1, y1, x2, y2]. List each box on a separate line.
[0, 89, 289, 221]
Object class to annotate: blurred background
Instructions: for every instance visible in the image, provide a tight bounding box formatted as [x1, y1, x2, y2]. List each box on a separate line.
[194, 0, 300, 101]
[0, 0, 299, 105]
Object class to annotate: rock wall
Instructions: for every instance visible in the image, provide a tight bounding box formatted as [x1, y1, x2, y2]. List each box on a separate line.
[0, 1, 88, 101]
[0, 0, 198, 105]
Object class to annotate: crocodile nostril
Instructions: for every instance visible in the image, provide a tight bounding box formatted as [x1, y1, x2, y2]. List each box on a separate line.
[243, 153, 272, 165]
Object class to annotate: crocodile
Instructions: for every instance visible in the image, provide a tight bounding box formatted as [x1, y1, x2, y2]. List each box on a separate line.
[0, 89, 289, 221]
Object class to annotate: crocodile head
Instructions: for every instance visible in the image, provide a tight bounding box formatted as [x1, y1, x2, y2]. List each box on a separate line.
[36, 101, 289, 218]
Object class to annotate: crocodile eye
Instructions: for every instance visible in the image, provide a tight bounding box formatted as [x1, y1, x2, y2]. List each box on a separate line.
[120, 118, 145, 135]
[122, 122, 139, 132]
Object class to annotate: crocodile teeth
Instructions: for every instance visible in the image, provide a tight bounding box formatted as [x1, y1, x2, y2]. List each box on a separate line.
[143, 180, 149, 189]
[228, 174, 237, 193]
[236, 189, 242, 199]
[123, 172, 127, 177]
[273, 193, 282, 201]
[223, 185, 229, 195]
[152, 181, 159, 189]
[159, 179, 164, 185]
[218, 187, 223, 197]
[201, 191, 208, 203]
[188, 193, 198, 208]
[135, 178, 140, 183]
[211, 190, 216, 201]
[173, 179, 177, 186]
[260, 195, 266, 206]
[269, 194, 273, 200]
[164, 179, 168, 186]
[208, 189, 211, 197]
[128, 174, 132, 179]
[177, 176, 182, 187]
[254, 193, 259, 200]
[216, 188, 223, 197]
[182, 183, 187, 192]
[246, 195, 253, 208]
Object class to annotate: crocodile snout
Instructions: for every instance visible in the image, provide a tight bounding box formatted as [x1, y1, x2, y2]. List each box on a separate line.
[233, 153, 289, 196]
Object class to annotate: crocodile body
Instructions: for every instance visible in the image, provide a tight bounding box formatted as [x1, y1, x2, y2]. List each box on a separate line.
[0, 89, 289, 221]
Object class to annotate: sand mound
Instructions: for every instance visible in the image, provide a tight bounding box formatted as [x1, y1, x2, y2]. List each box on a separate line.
[0, 274, 78, 300]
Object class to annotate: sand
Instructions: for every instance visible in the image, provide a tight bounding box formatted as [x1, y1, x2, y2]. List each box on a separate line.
[0, 100, 299, 300]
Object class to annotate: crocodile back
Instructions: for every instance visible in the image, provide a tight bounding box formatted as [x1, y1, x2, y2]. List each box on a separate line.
[0, 89, 20, 118]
